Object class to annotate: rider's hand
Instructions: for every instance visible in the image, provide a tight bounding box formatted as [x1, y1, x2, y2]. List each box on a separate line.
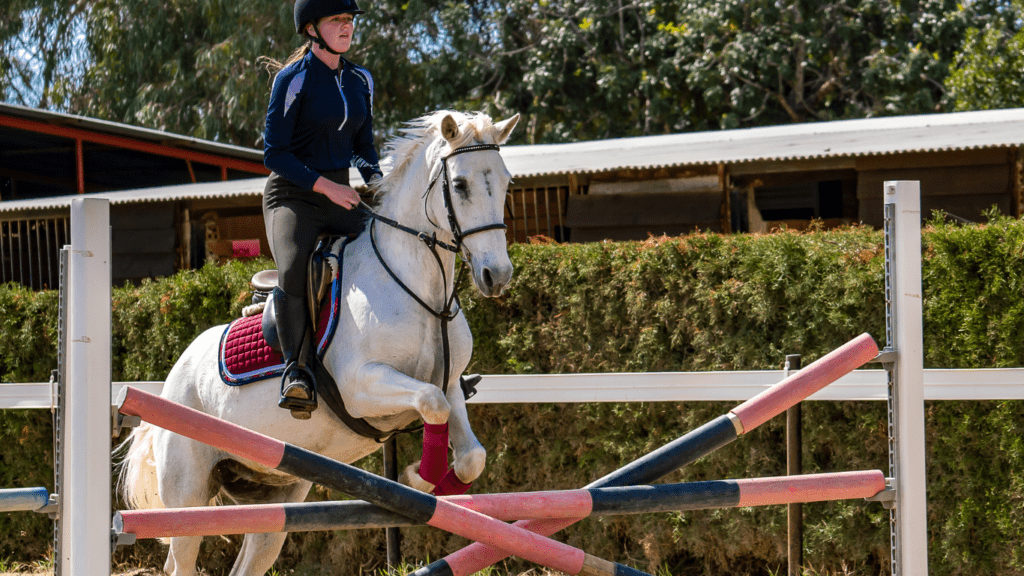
[313, 177, 360, 210]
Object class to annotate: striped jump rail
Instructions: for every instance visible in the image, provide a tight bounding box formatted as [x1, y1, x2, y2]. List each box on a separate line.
[114, 471, 885, 539]
[116, 386, 651, 576]
[412, 332, 880, 576]
[0, 487, 50, 513]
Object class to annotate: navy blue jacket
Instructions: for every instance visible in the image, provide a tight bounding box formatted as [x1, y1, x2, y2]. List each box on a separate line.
[264, 50, 383, 190]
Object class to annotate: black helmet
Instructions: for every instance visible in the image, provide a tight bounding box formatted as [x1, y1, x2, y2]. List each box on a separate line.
[293, 0, 364, 35]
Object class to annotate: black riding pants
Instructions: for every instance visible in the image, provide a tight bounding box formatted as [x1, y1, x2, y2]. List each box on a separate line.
[263, 171, 366, 297]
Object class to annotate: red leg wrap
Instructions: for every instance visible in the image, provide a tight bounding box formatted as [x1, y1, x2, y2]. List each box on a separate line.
[419, 422, 449, 486]
[431, 468, 472, 496]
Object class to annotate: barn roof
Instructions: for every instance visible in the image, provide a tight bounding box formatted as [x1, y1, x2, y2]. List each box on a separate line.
[500, 107, 1024, 177]
[3, 107, 1023, 214]
[0, 102, 264, 163]
[0, 177, 270, 213]
[0, 102, 268, 201]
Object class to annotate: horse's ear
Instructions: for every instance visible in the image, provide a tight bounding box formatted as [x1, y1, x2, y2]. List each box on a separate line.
[441, 114, 460, 143]
[494, 113, 520, 145]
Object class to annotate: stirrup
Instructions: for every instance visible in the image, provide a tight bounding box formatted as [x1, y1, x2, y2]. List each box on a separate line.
[279, 366, 317, 419]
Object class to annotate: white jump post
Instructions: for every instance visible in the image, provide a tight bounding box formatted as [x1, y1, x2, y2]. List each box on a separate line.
[884, 181, 928, 576]
[62, 198, 111, 576]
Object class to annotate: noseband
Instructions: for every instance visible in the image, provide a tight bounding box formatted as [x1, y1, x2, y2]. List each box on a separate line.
[358, 142, 507, 406]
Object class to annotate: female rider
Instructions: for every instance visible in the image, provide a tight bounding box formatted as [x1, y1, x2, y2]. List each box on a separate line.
[263, 0, 382, 419]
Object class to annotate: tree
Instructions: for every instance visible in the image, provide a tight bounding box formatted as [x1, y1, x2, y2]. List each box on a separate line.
[4, 0, 1020, 148]
[455, 0, 1019, 141]
[945, 0, 1024, 111]
[76, 0, 294, 147]
[1, 0, 89, 109]
[71, 0, 501, 147]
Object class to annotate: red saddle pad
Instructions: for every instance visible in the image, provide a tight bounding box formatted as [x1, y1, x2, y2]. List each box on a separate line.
[218, 280, 340, 385]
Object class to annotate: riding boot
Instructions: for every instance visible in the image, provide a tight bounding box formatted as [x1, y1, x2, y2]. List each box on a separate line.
[273, 287, 318, 419]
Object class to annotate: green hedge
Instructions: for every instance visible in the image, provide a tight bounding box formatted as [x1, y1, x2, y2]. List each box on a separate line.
[1, 214, 1022, 575]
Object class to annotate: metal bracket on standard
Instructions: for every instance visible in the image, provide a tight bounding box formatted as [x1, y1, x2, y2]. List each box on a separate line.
[111, 530, 136, 554]
[112, 404, 141, 438]
[869, 348, 897, 372]
[35, 493, 59, 519]
[865, 477, 897, 510]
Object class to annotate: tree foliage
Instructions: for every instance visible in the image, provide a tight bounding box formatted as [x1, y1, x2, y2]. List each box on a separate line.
[946, 0, 1024, 111]
[0, 0, 89, 109]
[2, 0, 1022, 147]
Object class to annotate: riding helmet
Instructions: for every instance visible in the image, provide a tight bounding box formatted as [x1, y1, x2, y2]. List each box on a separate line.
[293, 0, 364, 34]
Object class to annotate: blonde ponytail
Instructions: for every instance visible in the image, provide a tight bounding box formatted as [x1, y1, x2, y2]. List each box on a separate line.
[259, 42, 312, 78]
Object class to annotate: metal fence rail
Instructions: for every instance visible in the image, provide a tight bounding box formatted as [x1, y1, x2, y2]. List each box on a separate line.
[0, 217, 70, 290]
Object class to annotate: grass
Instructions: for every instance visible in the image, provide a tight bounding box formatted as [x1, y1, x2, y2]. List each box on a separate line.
[0, 557, 26, 574]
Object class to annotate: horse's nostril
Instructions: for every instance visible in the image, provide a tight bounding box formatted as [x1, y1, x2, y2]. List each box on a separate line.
[482, 268, 493, 289]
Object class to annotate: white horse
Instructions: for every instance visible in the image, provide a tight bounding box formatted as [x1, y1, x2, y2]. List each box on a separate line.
[119, 110, 520, 576]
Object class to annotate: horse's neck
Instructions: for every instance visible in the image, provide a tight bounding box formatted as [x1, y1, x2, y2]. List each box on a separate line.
[371, 160, 458, 308]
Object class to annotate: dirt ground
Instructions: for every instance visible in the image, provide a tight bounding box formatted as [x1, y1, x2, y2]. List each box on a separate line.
[0, 572, 160, 576]
[0, 565, 561, 569]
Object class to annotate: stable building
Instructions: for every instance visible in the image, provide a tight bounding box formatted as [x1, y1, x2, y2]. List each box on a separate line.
[502, 108, 1024, 241]
[0, 102, 268, 289]
[2, 105, 1022, 289]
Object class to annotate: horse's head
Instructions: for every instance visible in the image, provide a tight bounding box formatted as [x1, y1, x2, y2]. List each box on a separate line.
[428, 112, 519, 297]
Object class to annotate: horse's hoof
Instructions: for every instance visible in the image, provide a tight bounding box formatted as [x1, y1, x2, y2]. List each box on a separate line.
[289, 409, 312, 420]
[399, 461, 436, 493]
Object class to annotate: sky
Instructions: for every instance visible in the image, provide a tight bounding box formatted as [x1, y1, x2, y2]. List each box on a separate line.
[3, 7, 90, 109]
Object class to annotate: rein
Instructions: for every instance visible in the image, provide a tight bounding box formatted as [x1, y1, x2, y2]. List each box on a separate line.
[358, 143, 507, 402]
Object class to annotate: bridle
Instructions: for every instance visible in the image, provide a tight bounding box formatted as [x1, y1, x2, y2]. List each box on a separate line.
[429, 143, 509, 249]
[358, 142, 507, 402]
[361, 143, 507, 252]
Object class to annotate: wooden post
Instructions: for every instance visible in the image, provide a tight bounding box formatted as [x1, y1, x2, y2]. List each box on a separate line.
[75, 139, 85, 194]
[1012, 147, 1022, 219]
[785, 354, 803, 576]
[718, 164, 732, 233]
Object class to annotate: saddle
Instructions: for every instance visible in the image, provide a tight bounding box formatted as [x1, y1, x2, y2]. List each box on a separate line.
[221, 234, 481, 441]
[220, 235, 392, 440]
[250, 234, 344, 347]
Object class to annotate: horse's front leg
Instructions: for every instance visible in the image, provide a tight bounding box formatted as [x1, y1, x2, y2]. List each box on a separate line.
[348, 362, 450, 424]
[445, 380, 486, 485]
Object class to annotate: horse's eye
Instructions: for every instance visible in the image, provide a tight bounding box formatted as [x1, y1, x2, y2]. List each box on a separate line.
[453, 178, 469, 197]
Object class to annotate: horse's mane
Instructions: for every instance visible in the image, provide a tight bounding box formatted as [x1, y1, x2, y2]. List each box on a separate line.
[371, 111, 500, 200]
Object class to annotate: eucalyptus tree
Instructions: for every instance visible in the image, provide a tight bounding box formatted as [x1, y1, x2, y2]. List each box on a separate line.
[1, 0, 89, 109]
[71, 0, 500, 147]
[945, 0, 1024, 111]
[5, 0, 1020, 148]
[453, 0, 1019, 142]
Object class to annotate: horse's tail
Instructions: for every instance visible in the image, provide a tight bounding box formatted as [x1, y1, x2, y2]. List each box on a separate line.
[115, 422, 165, 512]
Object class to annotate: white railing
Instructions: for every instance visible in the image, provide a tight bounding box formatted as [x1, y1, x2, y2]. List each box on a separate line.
[3, 368, 1022, 410]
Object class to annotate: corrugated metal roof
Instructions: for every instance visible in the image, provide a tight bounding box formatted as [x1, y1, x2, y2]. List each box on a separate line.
[3, 107, 1023, 214]
[0, 177, 269, 214]
[500, 107, 1024, 177]
[0, 169, 374, 214]
[0, 102, 263, 162]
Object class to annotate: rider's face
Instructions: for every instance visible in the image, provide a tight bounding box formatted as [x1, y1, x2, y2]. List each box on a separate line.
[308, 13, 355, 54]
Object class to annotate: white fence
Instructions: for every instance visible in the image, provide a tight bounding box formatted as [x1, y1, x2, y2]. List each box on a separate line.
[3, 368, 1022, 410]
[5, 184, 1023, 576]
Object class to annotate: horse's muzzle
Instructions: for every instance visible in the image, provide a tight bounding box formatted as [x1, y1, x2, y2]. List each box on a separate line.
[472, 261, 513, 297]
